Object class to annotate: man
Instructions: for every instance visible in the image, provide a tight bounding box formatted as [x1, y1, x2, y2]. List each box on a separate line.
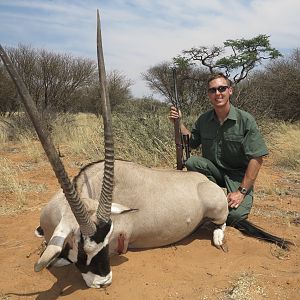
[169, 73, 268, 226]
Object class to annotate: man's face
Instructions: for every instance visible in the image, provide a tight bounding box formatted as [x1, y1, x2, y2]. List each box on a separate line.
[207, 77, 233, 109]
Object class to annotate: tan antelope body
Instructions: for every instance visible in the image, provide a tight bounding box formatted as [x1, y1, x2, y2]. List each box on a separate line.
[38, 160, 228, 260]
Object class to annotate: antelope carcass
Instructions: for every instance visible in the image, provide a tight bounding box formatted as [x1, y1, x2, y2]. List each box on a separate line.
[36, 158, 228, 257]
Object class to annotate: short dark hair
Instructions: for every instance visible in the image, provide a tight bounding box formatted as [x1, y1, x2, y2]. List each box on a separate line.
[207, 73, 232, 87]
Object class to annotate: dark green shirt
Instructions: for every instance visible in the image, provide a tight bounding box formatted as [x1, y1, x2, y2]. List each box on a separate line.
[190, 104, 268, 172]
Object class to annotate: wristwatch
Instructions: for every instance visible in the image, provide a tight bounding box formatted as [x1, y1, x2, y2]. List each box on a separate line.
[238, 186, 248, 195]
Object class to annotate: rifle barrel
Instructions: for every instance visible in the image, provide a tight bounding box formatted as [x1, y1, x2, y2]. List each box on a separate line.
[172, 68, 184, 170]
[172, 68, 180, 110]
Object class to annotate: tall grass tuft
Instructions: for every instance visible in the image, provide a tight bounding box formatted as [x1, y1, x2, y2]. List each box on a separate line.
[18, 136, 44, 163]
[113, 113, 175, 167]
[50, 112, 177, 167]
[265, 122, 300, 171]
[0, 113, 37, 143]
[52, 113, 104, 162]
[0, 157, 26, 214]
[0, 118, 13, 143]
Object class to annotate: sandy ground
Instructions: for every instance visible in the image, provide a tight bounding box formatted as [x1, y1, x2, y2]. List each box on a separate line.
[0, 145, 299, 299]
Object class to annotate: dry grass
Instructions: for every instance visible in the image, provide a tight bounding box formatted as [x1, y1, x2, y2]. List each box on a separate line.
[2, 113, 299, 170]
[52, 113, 105, 162]
[223, 272, 266, 300]
[0, 117, 16, 144]
[112, 113, 175, 167]
[50, 112, 175, 167]
[0, 157, 26, 214]
[265, 121, 300, 171]
[0, 155, 48, 215]
[18, 136, 44, 163]
[269, 243, 291, 260]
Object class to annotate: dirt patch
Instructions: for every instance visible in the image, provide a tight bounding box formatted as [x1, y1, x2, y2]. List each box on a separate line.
[0, 145, 299, 299]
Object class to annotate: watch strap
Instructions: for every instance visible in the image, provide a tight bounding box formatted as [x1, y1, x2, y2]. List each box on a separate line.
[238, 186, 247, 195]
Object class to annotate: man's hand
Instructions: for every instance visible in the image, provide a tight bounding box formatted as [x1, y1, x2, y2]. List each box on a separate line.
[227, 157, 263, 209]
[168, 106, 191, 137]
[169, 106, 181, 121]
[227, 191, 245, 208]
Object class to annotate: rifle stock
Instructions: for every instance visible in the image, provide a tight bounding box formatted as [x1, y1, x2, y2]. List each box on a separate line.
[182, 134, 191, 163]
[174, 118, 184, 170]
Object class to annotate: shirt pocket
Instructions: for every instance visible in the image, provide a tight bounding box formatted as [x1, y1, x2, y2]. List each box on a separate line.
[222, 134, 245, 167]
[201, 133, 216, 160]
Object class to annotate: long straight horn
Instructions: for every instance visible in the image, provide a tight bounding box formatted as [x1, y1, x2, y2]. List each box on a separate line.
[0, 45, 96, 237]
[96, 10, 114, 224]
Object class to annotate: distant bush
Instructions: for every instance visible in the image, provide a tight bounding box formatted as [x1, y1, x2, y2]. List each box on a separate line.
[233, 49, 300, 121]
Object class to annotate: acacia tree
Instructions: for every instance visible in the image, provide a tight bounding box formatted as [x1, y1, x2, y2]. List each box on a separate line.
[175, 34, 281, 85]
[143, 34, 282, 114]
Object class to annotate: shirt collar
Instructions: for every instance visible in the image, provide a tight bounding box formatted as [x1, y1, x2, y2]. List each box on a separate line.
[209, 104, 238, 122]
[227, 104, 238, 121]
[208, 109, 216, 121]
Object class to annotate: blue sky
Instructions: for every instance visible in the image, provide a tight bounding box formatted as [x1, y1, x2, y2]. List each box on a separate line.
[0, 0, 299, 98]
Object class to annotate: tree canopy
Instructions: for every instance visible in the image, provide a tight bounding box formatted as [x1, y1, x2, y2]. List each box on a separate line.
[174, 34, 281, 85]
[0, 44, 133, 115]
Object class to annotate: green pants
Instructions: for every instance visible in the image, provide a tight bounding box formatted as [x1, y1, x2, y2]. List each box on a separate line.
[185, 156, 253, 226]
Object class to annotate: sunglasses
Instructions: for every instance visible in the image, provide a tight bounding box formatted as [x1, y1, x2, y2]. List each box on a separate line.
[208, 85, 229, 94]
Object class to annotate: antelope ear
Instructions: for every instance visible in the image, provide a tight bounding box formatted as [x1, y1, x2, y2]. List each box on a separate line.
[111, 203, 138, 215]
[81, 197, 98, 212]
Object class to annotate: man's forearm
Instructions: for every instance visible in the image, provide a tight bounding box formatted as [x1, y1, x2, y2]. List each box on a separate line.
[239, 157, 264, 191]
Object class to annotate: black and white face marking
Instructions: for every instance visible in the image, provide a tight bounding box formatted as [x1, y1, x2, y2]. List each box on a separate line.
[75, 220, 114, 288]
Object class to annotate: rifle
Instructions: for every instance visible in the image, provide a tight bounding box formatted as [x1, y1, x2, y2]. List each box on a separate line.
[172, 68, 191, 170]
